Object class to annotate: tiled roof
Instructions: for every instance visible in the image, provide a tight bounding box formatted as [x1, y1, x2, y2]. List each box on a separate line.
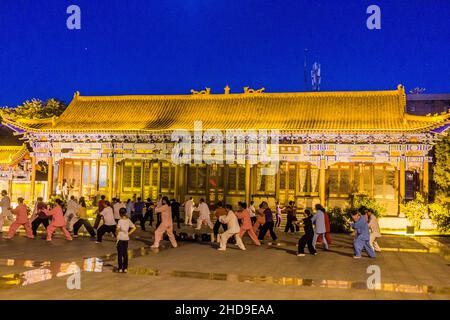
[0, 145, 27, 166]
[2, 85, 449, 134]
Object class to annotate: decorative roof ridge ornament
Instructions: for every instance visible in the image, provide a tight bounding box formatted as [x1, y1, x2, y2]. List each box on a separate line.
[191, 88, 211, 95]
[243, 87, 265, 94]
[74, 91, 80, 99]
[224, 85, 230, 94]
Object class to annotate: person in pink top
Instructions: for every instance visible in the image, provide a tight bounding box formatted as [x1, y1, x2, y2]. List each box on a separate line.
[44, 198, 72, 241]
[151, 196, 178, 249]
[4, 197, 34, 239]
[235, 202, 261, 246]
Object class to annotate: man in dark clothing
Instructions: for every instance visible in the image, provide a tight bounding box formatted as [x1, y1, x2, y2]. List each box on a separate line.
[131, 197, 146, 231]
[258, 202, 277, 243]
[171, 199, 181, 229]
[144, 198, 154, 227]
[31, 197, 49, 236]
[284, 201, 298, 233]
[297, 209, 317, 256]
[213, 201, 228, 240]
[94, 195, 107, 229]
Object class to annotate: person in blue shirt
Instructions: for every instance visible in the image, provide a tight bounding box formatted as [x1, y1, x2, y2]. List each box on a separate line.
[131, 197, 146, 231]
[350, 210, 376, 259]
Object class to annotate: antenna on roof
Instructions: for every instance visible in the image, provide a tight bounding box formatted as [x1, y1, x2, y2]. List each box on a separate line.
[303, 48, 309, 91]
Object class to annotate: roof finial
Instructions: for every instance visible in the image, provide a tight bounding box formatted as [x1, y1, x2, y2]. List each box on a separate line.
[397, 84, 405, 95]
[191, 88, 211, 95]
[224, 85, 230, 94]
[74, 91, 80, 98]
[243, 87, 265, 94]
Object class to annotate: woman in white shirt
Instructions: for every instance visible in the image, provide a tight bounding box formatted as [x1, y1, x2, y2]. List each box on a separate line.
[115, 208, 136, 273]
[96, 201, 117, 243]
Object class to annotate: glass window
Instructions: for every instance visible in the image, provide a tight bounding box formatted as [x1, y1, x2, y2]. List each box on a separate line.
[133, 165, 141, 188]
[99, 163, 107, 188]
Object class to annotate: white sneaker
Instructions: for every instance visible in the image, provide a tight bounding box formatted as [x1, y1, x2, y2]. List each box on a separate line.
[297, 253, 305, 257]
[353, 256, 361, 259]
[217, 247, 226, 251]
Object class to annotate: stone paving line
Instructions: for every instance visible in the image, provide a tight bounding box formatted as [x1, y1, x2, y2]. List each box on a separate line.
[1, 238, 450, 297]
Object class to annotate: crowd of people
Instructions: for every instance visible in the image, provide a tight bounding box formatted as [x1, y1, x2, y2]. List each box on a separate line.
[0, 189, 381, 272]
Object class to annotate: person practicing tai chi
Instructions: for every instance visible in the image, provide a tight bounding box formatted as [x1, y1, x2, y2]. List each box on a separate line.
[116, 207, 136, 273]
[235, 202, 260, 246]
[43, 198, 73, 241]
[184, 197, 194, 226]
[367, 208, 382, 252]
[0, 190, 13, 233]
[96, 201, 117, 243]
[65, 195, 79, 232]
[212, 201, 228, 243]
[31, 197, 49, 237]
[3, 197, 34, 239]
[194, 198, 214, 230]
[73, 197, 96, 238]
[350, 210, 376, 259]
[297, 209, 317, 256]
[217, 204, 246, 251]
[151, 196, 178, 249]
[312, 204, 328, 250]
[252, 203, 266, 233]
[257, 201, 278, 244]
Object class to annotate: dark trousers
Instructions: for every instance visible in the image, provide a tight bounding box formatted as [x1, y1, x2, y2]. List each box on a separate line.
[213, 219, 228, 236]
[131, 214, 146, 231]
[93, 214, 102, 229]
[172, 212, 181, 229]
[258, 221, 277, 241]
[31, 218, 49, 236]
[298, 234, 316, 254]
[117, 240, 129, 271]
[284, 218, 299, 233]
[73, 219, 96, 237]
[144, 210, 153, 226]
[97, 224, 116, 242]
[156, 213, 161, 228]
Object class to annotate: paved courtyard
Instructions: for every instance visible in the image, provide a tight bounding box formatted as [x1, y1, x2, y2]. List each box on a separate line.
[0, 226, 449, 300]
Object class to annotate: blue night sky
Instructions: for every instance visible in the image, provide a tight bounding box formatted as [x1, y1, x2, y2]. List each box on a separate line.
[0, 0, 449, 106]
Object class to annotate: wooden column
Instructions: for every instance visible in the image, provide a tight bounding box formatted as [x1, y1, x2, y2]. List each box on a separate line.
[178, 164, 186, 202]
[107, 156, 114, 200]
[319, 158, 326, 205]
[47, 156, 53, 200]
[399, 157, 406, 205]
[8, 178, 13, 197]
[30, 156, 36, 201]
[423, 159, 429, 196]
[174, 165, 180, 201]
[245, 160, 251, 204]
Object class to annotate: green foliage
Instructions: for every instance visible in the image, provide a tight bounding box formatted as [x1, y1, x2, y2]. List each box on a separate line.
[328, 207, 352, 233]
[400, 192, 427, 229]
[433, 134, 450, 194]
[429, 193, 450, 233]
[351, 192, 386, 218]
[2, 98, 66, 119]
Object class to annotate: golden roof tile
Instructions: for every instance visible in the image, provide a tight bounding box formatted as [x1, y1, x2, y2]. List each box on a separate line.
[2, 86, 449, 134]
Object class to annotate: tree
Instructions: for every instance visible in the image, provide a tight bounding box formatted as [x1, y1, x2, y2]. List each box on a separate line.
[431, 134, 450, 231]
[433, 134, 450, 198]
[1, 98, 66, 119]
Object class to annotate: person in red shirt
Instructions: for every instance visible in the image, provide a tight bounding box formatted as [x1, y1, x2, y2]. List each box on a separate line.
[94, 195, 107, 229]
[4, 197, 34, 239]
